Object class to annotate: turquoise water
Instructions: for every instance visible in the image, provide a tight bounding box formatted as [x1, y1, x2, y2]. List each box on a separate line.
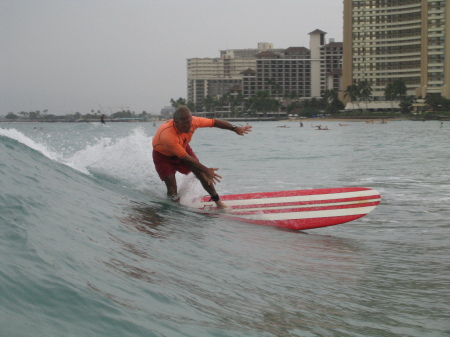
[1, 120, 449, 337]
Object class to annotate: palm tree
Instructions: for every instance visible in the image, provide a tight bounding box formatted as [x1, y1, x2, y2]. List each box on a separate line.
[399, 95, 415, 113]
[186, 101, 196, 112]
[321, 89, 343, 114]
[384, 82, 395, 111]
[384, 79, 407, 112]
[266, 79, 283, 98]
[358, 80, 372, 110]
[285, 91, 301, 103]
[170, 97, 187, 108]
[219, 92, 231, 112]
[229, 93, 244, 117]
[343, 84, 360, 110]
[250, 91, 280, 115]
[321, 89, 338, 104]
[392, 79, 407, 101]
[425, 94, 445, 111]
[203, 94, 218, 112]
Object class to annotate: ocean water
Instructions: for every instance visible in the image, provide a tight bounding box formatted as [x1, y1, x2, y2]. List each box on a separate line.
[1, 120, 449, 337]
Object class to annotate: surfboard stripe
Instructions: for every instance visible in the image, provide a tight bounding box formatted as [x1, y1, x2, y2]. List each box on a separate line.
[227, 196, 381, 211]
[228, 201, 380, 215]
[215, 187, 372, 199]
[201, 189, 379, 207]
[228, 205, 377, 221]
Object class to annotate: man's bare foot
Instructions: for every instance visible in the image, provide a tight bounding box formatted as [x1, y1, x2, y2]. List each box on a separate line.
[168, 194, 180, 203]
[215, 200, 228, 210]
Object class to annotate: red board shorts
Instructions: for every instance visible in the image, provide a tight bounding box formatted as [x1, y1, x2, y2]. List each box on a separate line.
[152, 145, 198, 181]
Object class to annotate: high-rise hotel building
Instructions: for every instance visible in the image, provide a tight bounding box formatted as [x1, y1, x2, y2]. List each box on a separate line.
[342, 0, 450, 101]
[187, 43, 279, 108]
[187, 31, 343, 111]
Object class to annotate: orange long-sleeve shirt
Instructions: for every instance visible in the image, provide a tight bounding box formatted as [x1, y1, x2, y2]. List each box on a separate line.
[152, 117, 215, 158]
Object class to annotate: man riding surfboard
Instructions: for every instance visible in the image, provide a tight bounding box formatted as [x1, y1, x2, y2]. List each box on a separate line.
[152, 106, 252, 208]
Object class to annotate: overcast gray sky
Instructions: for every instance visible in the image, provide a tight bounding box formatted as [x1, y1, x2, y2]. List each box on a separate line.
[1, 0, 343, 116]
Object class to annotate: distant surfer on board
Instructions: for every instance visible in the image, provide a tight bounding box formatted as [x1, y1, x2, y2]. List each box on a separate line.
[152, 106, 252, 208]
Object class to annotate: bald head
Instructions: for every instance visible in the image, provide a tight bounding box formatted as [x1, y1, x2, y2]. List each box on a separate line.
[173, 106, 191, 122]
[173, 106, 193, 133]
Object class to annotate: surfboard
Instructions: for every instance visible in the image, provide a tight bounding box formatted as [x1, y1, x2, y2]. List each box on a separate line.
[188, 187, 381, 230]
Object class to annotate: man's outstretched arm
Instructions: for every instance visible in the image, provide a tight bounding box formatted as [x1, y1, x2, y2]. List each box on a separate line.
[213, 119, 252, 136]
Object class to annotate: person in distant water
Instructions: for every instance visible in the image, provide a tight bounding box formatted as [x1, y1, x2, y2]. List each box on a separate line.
[152, 106, 252, 208]
[100, 114, 106, 125]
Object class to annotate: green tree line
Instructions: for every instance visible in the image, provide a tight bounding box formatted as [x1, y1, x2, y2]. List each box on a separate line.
[170, 88, 345, 118]
[170, 79, 449, 118]
[170, 79, 450, 117]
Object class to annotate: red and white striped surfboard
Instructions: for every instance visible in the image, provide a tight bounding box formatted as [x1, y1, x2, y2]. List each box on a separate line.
[189, 187, 381, 230]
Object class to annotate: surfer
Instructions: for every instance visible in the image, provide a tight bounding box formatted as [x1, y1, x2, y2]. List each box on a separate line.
[152, 106, 252, 208]
[100, 114, 106, 125]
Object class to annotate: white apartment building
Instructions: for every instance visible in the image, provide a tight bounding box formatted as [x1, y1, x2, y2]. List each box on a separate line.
[342, 0, 449, 101]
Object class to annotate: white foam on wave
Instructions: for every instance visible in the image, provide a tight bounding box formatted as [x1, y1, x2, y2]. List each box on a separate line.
[64, 127, 204, 197]
[65, 127, 156, 187]
[0, 127, 61, 162]
[1, 126, 208, 199]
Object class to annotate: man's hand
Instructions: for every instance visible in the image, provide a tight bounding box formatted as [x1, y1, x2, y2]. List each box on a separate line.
[181, 155, 222, 185]
[234, 125, 252, 136]
[204, 167, 222, 185]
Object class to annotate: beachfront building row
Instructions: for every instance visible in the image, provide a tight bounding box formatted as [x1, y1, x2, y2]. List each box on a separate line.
[342, 0, 450, 108]
[187, 30, 343, 115]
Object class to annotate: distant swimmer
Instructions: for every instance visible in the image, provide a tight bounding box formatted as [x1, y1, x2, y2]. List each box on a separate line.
[100, 114, 106, 125]
[152, 106, 252, 209]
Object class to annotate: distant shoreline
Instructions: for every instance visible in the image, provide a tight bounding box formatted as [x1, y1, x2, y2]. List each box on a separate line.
[1, 115, 449, 124]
